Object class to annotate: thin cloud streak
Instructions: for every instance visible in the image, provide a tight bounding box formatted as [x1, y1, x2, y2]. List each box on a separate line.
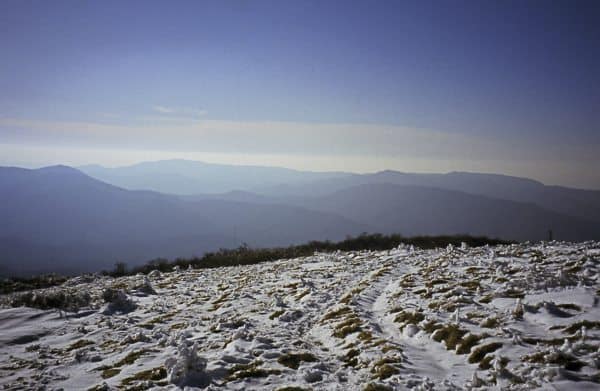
[152, 106, 176, 114]
[0, 117, 597, 161]
[0, 117, 598, 188]
[152, 106, 207, 117]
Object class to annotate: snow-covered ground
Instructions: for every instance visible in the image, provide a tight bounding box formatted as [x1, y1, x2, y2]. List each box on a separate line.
[1, 242, 599, 390]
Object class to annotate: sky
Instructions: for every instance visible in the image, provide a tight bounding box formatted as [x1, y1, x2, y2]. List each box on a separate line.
[0, 0, 599, 188]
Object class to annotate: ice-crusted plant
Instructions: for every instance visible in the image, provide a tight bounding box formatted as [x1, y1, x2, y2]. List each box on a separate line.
[169, 329, 194, 347]
[102, 288, 136, 314]
[452, 308, 460, 325]
[512, 334, 523, 345]
[512, 298, 524, 320]
[468, 371, 483, 388]
[560, 339, 572, 354]
[121, 331, 150, 345]
[9, 288, 92, 314]
[131, 276, 156, 296]
[165, 342, 209, 387]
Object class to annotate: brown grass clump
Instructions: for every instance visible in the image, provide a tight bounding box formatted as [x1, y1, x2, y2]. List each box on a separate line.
[393, 310, 425, 326]
[468, 342, 502, 363]
[456, 333, 487, 354]
[431, 324, 468, 350]
[277, 353, 318, 369]
[343, 348, 360, 367]
[66, 339, 94, 351]
[321, 306, 352, 322]
[227, 360, 282, 380]
[333, 316, 362, 338]
[563, 320, 600, 334]
[120, 366, 167, 386]
[101, 368, 121, 379]
[363, 383, 393, 391]
[371, 356, 402, 380]
[270, 310, 285, 320]
[480, 317, 500, 329]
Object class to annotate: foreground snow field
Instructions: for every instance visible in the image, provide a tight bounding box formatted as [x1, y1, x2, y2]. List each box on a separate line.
[1, 242, 600, 390]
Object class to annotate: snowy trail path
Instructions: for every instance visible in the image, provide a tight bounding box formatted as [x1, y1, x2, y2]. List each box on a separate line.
[351, 259, 462, 388]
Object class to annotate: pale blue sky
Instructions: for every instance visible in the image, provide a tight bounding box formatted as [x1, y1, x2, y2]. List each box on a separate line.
[1, 1, 598, 188]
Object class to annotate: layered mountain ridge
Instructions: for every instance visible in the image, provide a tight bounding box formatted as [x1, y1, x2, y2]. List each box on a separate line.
[1, 160, 599, 275]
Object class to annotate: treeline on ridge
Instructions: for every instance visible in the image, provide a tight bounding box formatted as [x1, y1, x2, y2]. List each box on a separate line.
[1, 233, 511, 294]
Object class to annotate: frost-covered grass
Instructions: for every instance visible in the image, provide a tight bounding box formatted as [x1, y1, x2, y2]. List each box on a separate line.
[1, 241, 599, 389]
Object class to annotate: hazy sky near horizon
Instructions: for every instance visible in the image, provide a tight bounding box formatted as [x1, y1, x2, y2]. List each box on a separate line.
[1, 1, 599, 188]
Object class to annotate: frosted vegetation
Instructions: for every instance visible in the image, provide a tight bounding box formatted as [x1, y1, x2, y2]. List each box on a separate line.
[1, 242, 599, 390]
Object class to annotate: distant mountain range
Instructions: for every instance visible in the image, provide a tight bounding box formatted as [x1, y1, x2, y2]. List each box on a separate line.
[0, 165, 365, 275]
[1, 160, 599, 275]
[79, 160, 347, 195]
[80, 160, 600, 223]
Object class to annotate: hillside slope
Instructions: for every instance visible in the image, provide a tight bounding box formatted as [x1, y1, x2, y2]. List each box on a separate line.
[262, 170, 600, 223]
[1, 242, 598, 389]
[291, 183, 600, 242]
[0, 166, 367, 275]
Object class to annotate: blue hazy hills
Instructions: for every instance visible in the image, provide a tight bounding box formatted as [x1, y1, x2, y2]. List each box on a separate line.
[1, 161, 598, 275]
